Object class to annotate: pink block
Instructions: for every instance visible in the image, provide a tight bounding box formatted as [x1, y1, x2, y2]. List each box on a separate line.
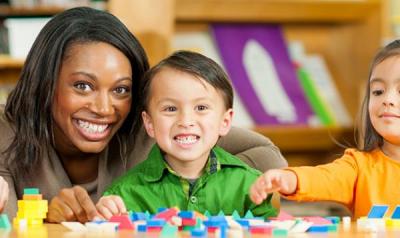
[270, 210, 295, 221]
[109, 215, 135, 230]
[302, 216, 332, 225]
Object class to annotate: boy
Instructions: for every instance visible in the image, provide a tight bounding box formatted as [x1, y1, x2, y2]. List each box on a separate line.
[96, 51, 277, 219]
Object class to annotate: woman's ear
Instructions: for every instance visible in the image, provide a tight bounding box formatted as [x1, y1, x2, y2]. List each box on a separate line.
[219, 109, 234, 136]
[142, 111, 155, 138]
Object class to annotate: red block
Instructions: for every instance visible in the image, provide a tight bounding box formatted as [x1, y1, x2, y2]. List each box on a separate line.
[182, 218, 196, 226]
[147, 226, 163, 232]
[109, 215, 135, 230]
[249, 226, 273, 234]
[154, 207, 179, 220]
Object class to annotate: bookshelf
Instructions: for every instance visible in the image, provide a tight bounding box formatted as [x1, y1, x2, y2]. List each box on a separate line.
[173, 0, 383, 163]
[0, 1, 385, 164]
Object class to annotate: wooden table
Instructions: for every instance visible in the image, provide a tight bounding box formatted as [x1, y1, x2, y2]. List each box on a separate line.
[0, 223, 399, 237]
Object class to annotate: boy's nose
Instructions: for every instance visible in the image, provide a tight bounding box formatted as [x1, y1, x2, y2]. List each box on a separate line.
[178, 111, 195, 127]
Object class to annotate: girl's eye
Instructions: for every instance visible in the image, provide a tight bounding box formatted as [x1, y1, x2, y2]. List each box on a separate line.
[74, 82, 92, 91]
[197, 105, 208, 111]
[114, 86, 131, 95]
[371, 89, 384, 96]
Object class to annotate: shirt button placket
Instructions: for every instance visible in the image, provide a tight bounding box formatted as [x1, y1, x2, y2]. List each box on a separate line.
[190, 196, 197, 204]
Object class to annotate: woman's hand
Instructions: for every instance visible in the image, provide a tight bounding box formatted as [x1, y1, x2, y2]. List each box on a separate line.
[96, 195, 127, 220]
[0, 176, 8, 213]
[47, 186, 99, 223]
[249, 169, 298, 204]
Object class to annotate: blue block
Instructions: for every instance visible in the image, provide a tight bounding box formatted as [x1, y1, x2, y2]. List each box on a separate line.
[137, 224, 147, 232]
[179, 211, 195, 219]
[325, 216, 340, 224]
[235, 219, 250, 228]
[157, 207, 167, 213]
[191, 228, 207, 237]
[147, 218, 166, 227]
[308, 225, 329, 233]
[131, 212, 148, 221]
[367, 205, 389, 218]
[392, 206, 400, 219]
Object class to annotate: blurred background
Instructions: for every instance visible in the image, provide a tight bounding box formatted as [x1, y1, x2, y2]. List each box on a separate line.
[0, 0, 396, 217]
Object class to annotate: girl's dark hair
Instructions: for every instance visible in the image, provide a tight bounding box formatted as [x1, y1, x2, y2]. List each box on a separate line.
[4, 7, 149, 173]
[141, 50, 233, 112]
[356, 40, 400, 151]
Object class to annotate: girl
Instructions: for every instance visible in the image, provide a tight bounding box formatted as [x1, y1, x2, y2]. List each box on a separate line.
[250, 40, 400, 219]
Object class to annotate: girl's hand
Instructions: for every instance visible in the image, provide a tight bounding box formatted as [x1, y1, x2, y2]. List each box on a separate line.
[96, 195, 127, 220]
[0, 176, 8, 213]
[47, 186, 99, 223]
[249, 169, 298, 204]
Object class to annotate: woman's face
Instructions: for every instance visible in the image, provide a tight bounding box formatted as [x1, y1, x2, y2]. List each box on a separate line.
[52, 42, 132, 156]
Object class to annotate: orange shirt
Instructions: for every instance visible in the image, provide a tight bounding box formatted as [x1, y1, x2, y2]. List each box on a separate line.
[285, 148, 400, 218]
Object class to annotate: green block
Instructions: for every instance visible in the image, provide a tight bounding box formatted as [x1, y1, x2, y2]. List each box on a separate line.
[182, 225, 195, 231]
[244, 210, 254, 219]
[160, 223, 178, 238]
[232, 210, 241, 220]
[328, 224, 338, 232]
[23, 188, 39, 195]
[217, 210, 225, 216]
[272, 228, 288, 236]
[204, 210, 211, 217]
[0, 214, 11, 229]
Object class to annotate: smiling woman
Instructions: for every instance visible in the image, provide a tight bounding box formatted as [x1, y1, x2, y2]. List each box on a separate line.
[0, 7, 287, 223]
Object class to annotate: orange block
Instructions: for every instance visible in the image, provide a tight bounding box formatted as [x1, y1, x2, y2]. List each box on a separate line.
[23, 194, 43, 200]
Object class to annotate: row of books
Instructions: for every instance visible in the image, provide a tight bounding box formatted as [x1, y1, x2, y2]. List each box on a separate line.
[173, 24, 352, 128]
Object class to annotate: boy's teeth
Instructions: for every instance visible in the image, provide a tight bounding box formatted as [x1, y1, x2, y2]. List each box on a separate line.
[175, 135, 198, 144]
[77, 120, 108, 133]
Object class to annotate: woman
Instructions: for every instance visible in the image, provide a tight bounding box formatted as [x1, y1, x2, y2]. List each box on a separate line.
[0, 7, 286, 223]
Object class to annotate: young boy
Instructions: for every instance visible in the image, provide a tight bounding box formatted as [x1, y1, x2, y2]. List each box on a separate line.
[96, 51, 277, 219]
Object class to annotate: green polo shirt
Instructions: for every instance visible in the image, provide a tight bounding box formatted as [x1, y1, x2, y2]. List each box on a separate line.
[104, 144, 277, 218]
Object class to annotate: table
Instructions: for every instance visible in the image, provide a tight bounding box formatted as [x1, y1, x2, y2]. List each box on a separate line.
[0, 223, 400, 237]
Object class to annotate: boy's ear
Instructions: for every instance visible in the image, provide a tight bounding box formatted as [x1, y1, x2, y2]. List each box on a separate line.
[219, 109, 234, 136]
[142, 111, 155, 138]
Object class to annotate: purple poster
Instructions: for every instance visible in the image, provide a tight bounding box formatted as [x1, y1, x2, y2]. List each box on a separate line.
[212, 24, 314, 125]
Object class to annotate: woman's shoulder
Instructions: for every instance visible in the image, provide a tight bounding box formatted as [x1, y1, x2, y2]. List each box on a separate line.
[0, 106, 15, 145]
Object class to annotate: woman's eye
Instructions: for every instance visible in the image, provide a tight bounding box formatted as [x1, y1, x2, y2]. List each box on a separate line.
[114, 86, 130, 94]
[74, 82, 92, 91]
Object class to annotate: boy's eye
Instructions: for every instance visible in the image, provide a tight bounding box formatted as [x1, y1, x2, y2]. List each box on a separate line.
[164, 106, 177, 112]
[196, 105, 208, 111]
[74, 82, 92, 91]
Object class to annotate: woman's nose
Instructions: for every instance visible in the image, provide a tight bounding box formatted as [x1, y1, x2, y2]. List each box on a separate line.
[92, 92, 115, 116]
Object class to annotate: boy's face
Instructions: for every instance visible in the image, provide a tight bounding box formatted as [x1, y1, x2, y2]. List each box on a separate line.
[142, 67, 233, 167]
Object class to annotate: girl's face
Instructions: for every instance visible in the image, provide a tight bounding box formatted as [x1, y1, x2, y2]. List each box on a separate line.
[369, 55, 400, 147]
[52, 42, 132, 156]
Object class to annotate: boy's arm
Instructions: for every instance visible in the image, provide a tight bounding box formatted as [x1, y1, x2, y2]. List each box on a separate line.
[217, 127, 287, 172]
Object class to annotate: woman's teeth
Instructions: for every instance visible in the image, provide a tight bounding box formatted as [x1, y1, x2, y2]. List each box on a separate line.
[77, 119, 108, 133]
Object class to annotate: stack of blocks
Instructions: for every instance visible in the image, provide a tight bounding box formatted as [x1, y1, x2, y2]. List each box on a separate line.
[13, 188, 48, 227]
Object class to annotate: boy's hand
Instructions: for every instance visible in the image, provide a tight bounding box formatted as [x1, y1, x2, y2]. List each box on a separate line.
[47, 186, 99, 223]
[0, 176, 8, 213]
[96, 195, 127, 220]
[249, 169, 298, 204]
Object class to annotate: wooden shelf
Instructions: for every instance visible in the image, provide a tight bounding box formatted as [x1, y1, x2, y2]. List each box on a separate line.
[0, 55, 23, 69]
[175, 0, 380, 23]
[254, 126, 354, 152]
[0, 6, 65, 17]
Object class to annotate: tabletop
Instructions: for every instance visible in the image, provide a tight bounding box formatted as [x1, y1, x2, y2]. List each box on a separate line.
[0, 222, 399, 238]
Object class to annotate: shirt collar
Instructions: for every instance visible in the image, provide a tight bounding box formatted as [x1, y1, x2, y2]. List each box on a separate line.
[143, 144, 246, 182]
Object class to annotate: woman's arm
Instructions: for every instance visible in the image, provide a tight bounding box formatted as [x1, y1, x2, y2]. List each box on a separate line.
[217, 127, 287, 171]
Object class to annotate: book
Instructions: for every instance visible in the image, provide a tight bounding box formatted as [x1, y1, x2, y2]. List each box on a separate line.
[4, 17, 50, 59]
[289, 41, 352, 127]
[211, 24, 314, 125]
[173, 30, 255, 128]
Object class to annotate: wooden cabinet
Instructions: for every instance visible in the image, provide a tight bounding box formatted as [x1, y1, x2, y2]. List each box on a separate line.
[0, 0, 385, 164]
